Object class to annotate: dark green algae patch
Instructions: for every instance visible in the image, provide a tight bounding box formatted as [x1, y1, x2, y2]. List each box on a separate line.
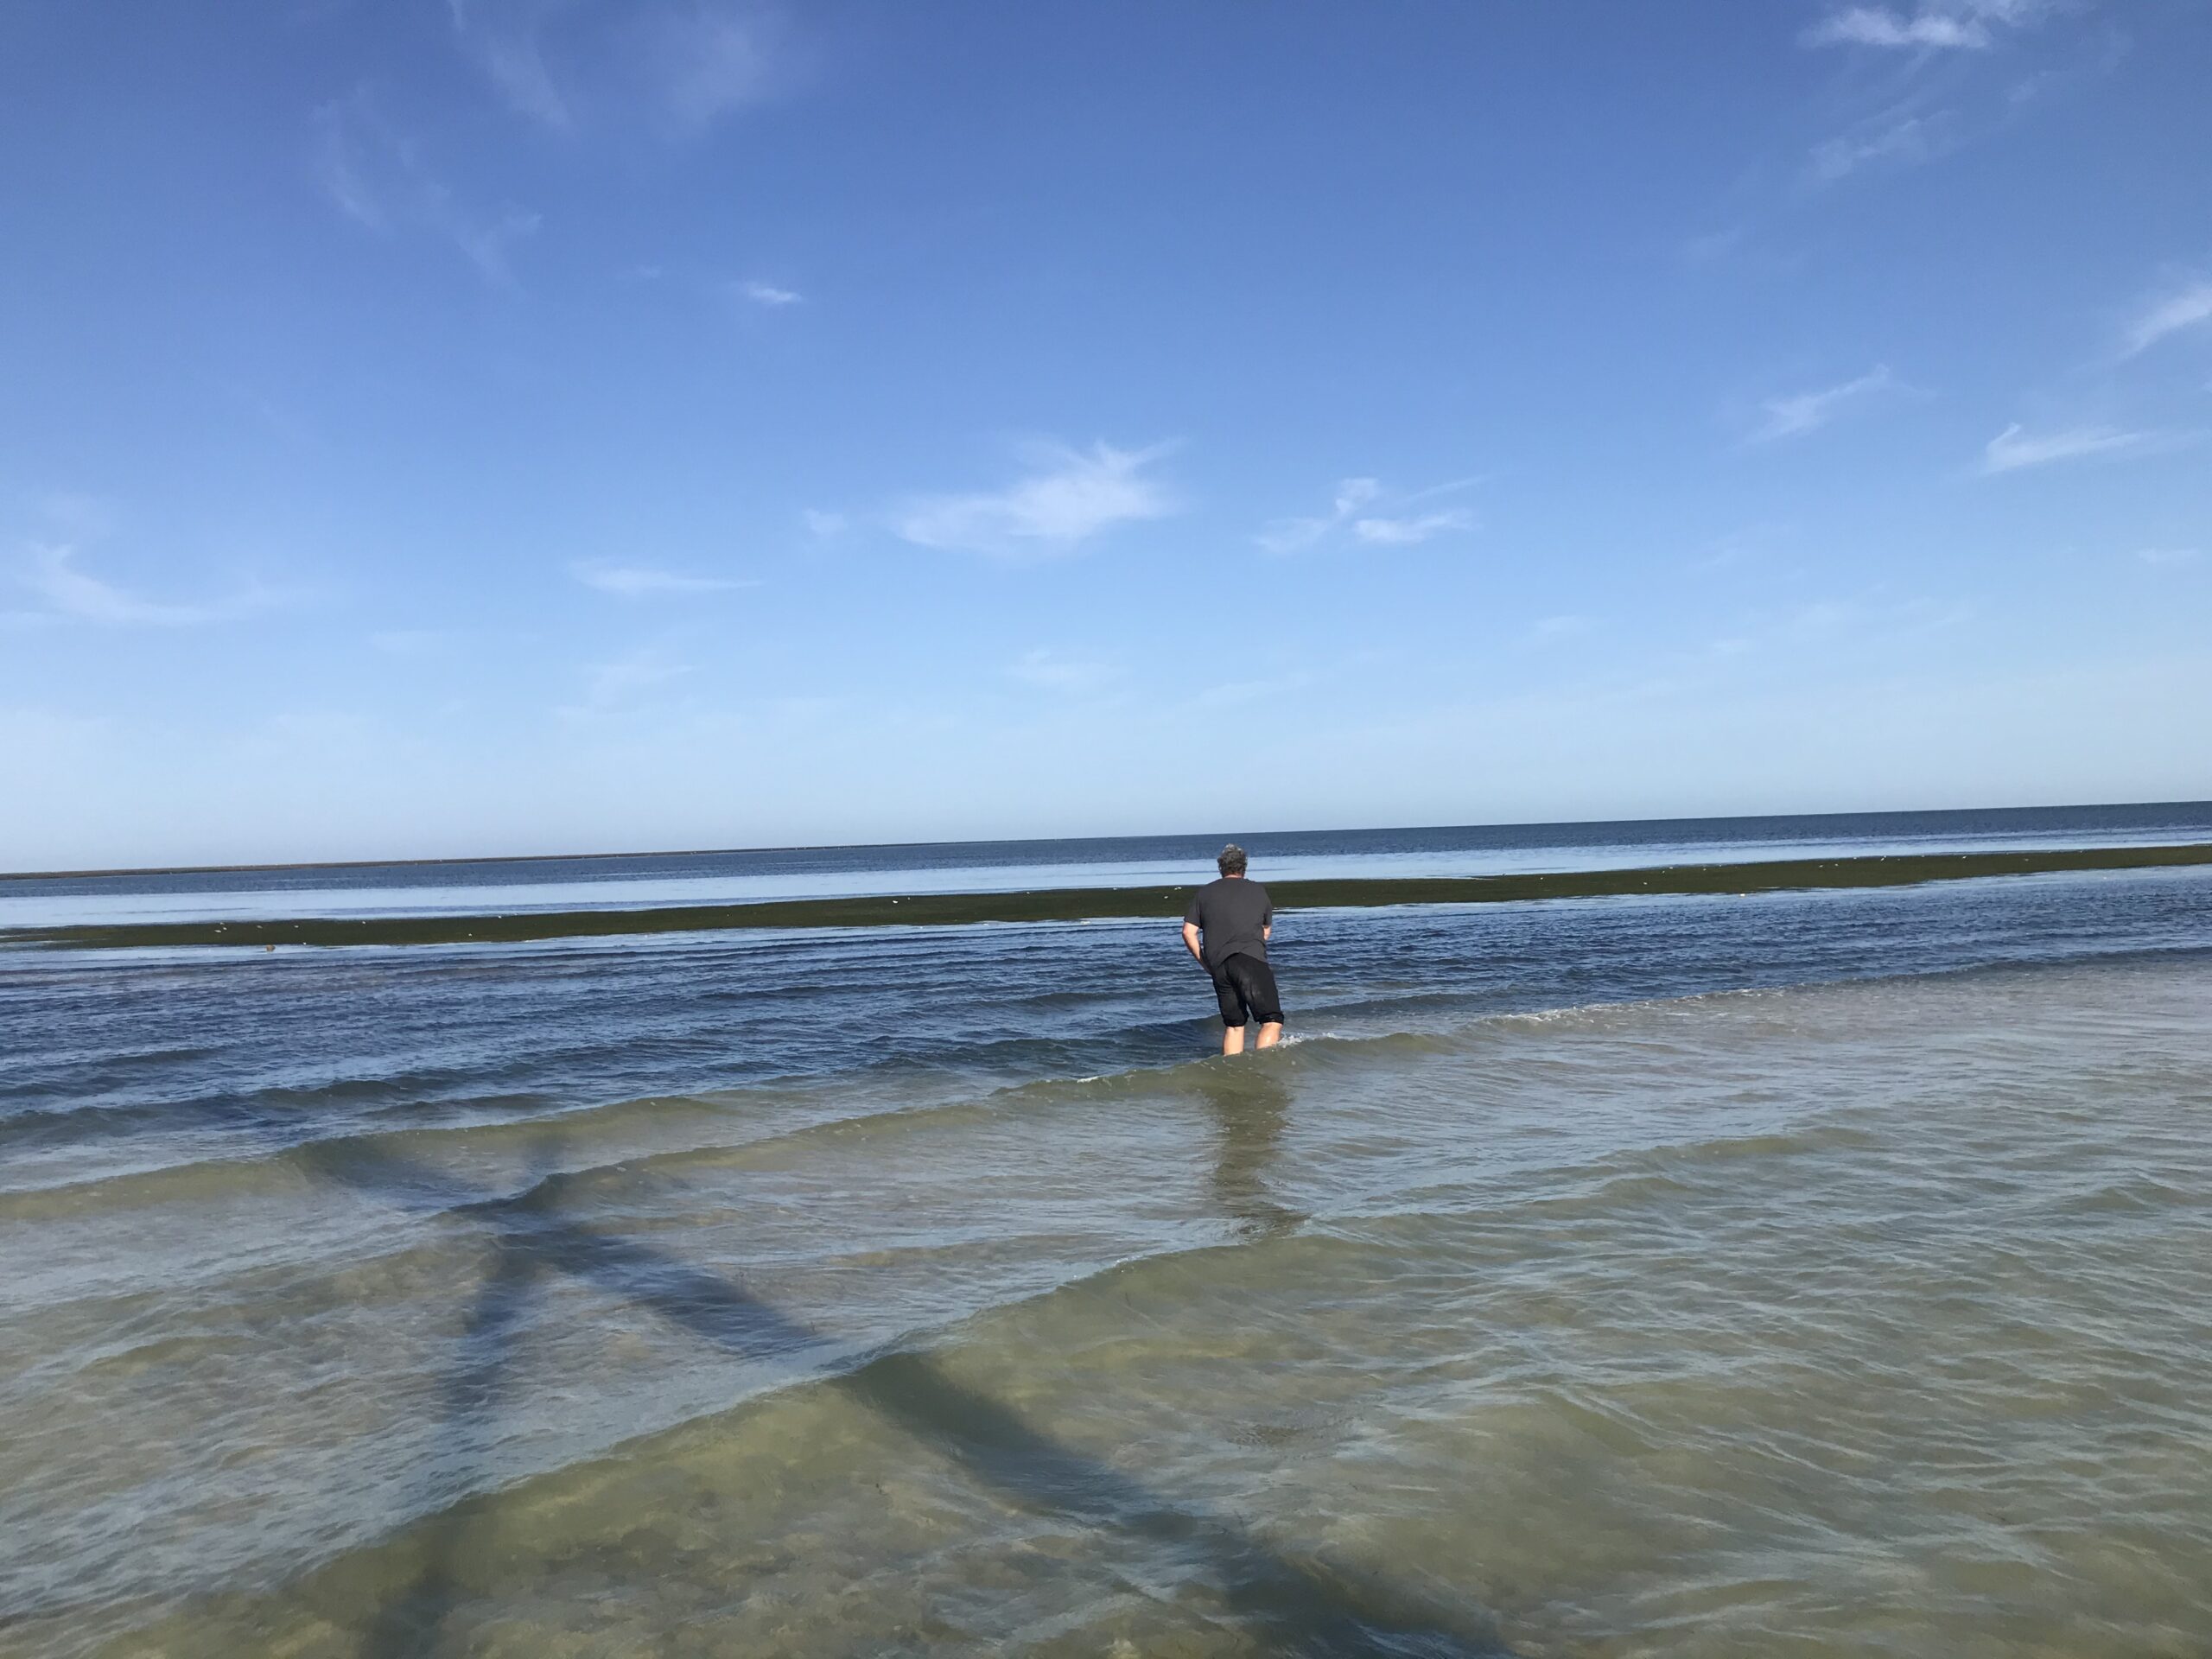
[12, 842, 2212, 951]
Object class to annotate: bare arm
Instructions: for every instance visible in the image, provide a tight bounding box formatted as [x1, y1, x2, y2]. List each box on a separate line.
[1181, 921, 1205, 964]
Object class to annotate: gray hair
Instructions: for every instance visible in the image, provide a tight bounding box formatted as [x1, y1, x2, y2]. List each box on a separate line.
[1217, 842, 1248, 876]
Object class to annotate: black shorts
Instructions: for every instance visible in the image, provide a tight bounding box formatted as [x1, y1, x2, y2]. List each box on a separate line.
[1209, 953, 1283, 1027]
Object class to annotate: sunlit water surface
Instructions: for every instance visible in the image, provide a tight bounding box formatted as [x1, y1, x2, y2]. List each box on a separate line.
[3, 834, 2209, 1656]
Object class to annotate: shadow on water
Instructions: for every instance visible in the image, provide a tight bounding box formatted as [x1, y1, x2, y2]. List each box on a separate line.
[1192, 1062, 1305, 1241]
[291, 1118, 1510, 1659]
[348, 1141, 560, 1659]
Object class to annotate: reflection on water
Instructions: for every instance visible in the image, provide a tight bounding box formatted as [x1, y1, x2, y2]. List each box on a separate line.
[1194, 1062, 1303, 1241]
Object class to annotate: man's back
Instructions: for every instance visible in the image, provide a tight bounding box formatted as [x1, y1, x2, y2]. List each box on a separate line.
[1186, 876, 1272, 967]
[1181, 845, 1283, 1055]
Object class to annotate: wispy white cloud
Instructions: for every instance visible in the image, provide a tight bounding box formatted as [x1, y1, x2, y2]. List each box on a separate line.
[15, 545, 277, 627]
[801, 509, 848, 539]
[450, 207, 543, 285]
[2137, 547, 2200, 568]
[1008, 649, 1117, 695]
[1804, 1, 2047, 52]
[2004, 29, 2132, 111]
[1351, 510, 1478, 546]
[448, 0, 785, 136]
[739, 279, 803, 307]
[2120, 276, 2212, 359]
[1808, 113, 1956, 182]
[1805, 7, 1993, 50]
[893, 441, 1176, 559]
[448, 0, 575, 126]
[315, 90, 540, 284]
[1685, 594, 1968, 667]
[314, 100, 389, 231]
[1802, 3, 2062, 185]
[1749, 365, 1898, 442]
[571, 561, 757, 596]
[1255, 478, 1379, 554]
[565, 645, 695, 715]
[1980, 423, 2158, 474]
[1257, 476, 1478, 554]
[642, 3, 782, 134]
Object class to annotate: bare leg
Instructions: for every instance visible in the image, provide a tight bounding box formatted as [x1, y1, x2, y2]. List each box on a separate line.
[1255, 1021, 1282, 1051]
[1222, 1024, 1247, 1057]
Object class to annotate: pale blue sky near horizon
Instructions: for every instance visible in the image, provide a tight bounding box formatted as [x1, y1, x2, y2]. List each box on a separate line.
[3, 0, 2209, 870]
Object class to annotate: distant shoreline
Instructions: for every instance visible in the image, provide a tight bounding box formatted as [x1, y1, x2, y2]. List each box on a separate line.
[12, 843, 2211, 951]
[3, 798, 2209, 883]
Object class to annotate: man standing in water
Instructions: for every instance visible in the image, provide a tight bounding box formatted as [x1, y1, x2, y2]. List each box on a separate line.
[1181, 843, 1284, 1055]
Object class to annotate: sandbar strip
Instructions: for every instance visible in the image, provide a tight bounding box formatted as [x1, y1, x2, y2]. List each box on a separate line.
[7, 843, 2209, 950]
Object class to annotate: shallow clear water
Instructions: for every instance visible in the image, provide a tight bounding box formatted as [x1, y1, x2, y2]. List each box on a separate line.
[3, 819, 2210, 1656]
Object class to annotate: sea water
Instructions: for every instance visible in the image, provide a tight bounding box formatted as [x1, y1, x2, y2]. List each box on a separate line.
[3, 807, 2209, 1656]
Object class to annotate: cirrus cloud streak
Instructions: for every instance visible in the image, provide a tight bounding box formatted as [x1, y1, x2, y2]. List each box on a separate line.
[1980, 423, 2158, 474]
[13, 544, 282, 627]
[571, 561, 758, 596]
[893, 441, 1176, 559]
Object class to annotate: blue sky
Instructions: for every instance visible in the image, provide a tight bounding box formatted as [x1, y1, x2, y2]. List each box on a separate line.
[3, 0, 2209, 868]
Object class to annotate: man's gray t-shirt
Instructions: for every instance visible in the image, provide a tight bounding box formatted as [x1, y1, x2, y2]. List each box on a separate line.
[1185, 877, 1272, 968]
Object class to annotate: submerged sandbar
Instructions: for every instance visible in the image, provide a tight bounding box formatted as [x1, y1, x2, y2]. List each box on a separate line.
[8, 842, 2210, 950]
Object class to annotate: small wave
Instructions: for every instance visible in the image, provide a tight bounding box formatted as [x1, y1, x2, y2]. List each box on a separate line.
[14, 954, 2205, 1228]
[0, 1090, 741, 1218]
